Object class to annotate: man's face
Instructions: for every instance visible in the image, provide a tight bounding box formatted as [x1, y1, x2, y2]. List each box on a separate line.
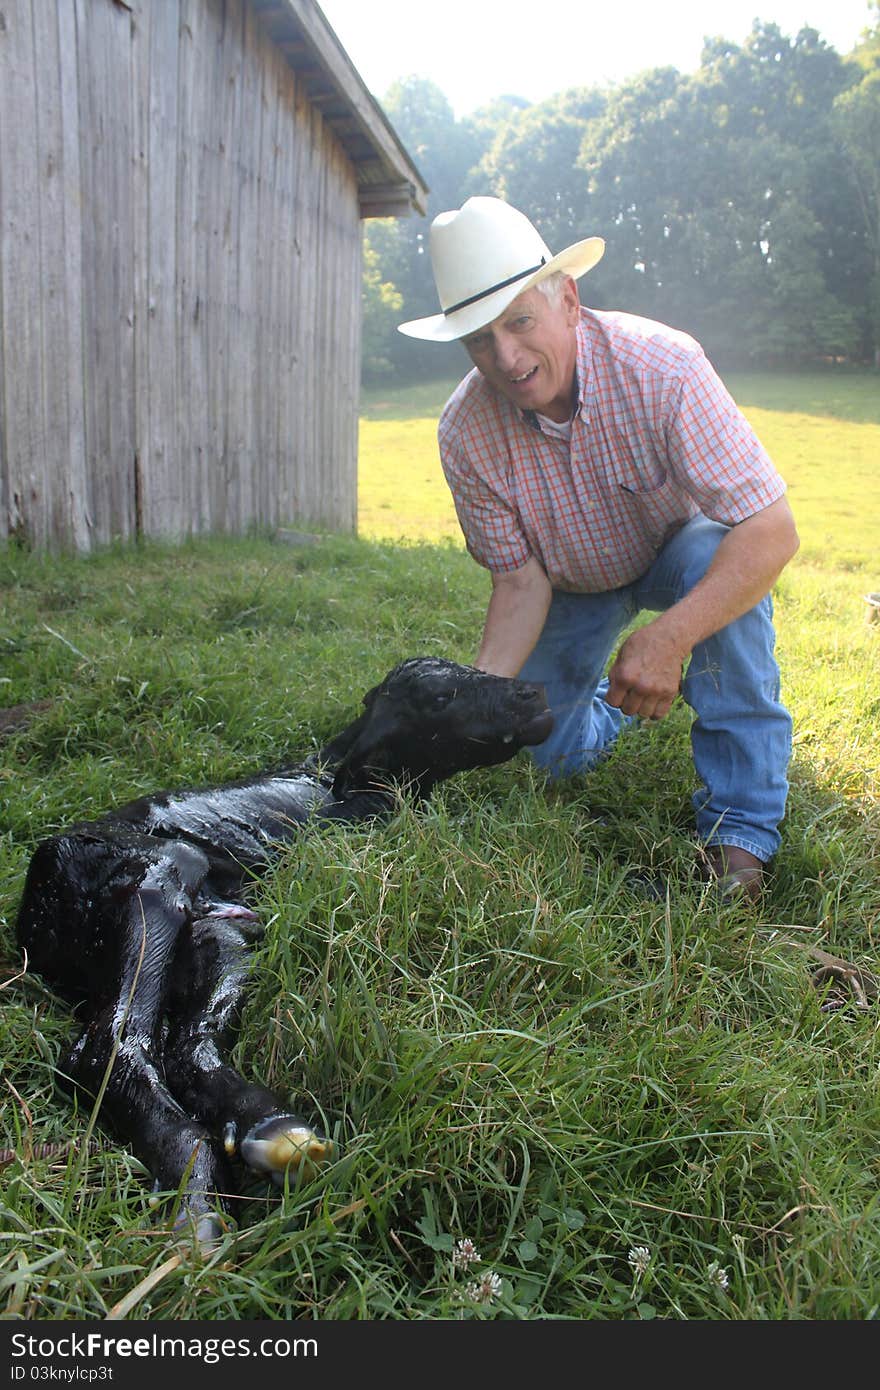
[462, 278, 580, 422]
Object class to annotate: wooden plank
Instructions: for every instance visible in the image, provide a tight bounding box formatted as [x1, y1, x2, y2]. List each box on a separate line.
[33, 0, 69, 547]
[221, 0, 246, 530]
[75, 0, 137, 545]
[108, 2, 137, 543]
[56, 0, 90, 549]
[73, 0, 101, 544]
[130, 0, 150, 540]
[236, 0, 261, 531]
[177, 0, 211, 536]
[253, 22, 279, 530]
[316, 147, 331, 524]
[0, 1, 46, 545]
[359, 182, 420, 218]
[142, 0, 181, 538]
[273, 51, 299, 528]
[295, 95, 319, 526]
[303, 121, 360, 530]
[218, 0, 245, 534]
[202, 0, 228, 534]
[173, 0, 193, 539]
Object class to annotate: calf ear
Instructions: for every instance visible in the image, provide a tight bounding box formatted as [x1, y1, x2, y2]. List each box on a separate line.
[318, 710, 367, 774]
[330, 706, 398, 797]
[319, 677, 384, 770]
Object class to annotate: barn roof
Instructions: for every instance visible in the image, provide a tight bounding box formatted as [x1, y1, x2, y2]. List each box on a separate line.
[251, 0, 428, 217]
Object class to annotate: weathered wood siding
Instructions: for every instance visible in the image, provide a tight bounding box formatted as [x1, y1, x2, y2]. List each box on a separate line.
[0, 0, 362, 551]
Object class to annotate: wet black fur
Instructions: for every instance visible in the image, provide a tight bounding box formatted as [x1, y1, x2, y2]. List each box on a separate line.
[16, 658, 551, 1234]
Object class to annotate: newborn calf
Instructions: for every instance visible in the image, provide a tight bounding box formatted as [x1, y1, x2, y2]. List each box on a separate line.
[17, 658, 552, 1245]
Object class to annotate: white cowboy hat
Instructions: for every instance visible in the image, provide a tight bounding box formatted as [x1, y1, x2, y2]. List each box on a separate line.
[397, 196, 605, 343]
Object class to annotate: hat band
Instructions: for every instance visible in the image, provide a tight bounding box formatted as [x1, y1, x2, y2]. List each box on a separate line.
[443, 258, 547, 317]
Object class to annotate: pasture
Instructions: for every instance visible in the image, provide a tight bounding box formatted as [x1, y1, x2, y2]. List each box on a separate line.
[0, 370, 878, 1320]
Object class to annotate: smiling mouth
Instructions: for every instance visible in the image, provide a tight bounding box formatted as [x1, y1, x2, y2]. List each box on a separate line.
[509, 366, 538, 385]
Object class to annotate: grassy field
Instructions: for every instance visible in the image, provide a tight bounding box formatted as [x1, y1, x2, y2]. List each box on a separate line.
[0, 371, 878, 1321]
[358, 370, 880, 569]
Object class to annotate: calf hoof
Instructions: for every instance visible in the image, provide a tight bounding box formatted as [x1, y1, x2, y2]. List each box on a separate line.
[172, 1205, 227, 1253]
[239, 1114, 333, 1187]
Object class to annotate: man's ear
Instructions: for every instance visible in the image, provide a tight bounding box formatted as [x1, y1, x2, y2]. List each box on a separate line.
[563, 274, 580, 323]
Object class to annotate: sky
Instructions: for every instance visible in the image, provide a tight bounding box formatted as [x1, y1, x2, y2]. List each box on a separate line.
[318, 0, 875, 117]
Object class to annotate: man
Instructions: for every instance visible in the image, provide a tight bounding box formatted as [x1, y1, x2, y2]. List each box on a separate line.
[398, 197, 799, 902]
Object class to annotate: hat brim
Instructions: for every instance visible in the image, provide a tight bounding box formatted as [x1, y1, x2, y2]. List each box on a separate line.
[397, 236, 605, 342]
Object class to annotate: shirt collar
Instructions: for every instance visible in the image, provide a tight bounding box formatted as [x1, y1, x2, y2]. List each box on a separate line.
[574, 310, 594, 422]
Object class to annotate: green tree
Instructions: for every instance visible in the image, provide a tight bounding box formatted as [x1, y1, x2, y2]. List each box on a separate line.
[362, 77, 490, 382]
[848, 0, 880, 70]
[361, 245, 403, 381]
[577, 66, 694, 322]
[833, 68, 880, 363]
[361, 18, 877, 380]
[466, 89, 607, 252]
[578, 24, 862, 363]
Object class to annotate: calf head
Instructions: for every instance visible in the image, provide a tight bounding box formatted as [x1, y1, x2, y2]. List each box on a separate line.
[327, 657, 553, 798]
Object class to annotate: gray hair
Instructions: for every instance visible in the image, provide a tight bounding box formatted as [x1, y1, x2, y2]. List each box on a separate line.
[534, 271, 568, 307]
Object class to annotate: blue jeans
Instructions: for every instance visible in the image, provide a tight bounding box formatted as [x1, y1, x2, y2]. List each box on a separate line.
[517, 515, 791, 862]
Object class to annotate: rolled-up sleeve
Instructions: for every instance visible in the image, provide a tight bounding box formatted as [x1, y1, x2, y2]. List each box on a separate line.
[663, 349, 787, 524]
[439, 427, 532, 575]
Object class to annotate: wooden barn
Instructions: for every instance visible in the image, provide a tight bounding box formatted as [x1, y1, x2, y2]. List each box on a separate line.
[0, 0, 427, 552]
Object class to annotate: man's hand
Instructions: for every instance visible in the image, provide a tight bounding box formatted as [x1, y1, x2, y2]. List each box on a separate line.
[605, 495, 799, 721]
[606, 621, 687, 720]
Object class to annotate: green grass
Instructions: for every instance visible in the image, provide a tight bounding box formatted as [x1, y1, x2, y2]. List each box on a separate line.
[0, 371, 879, 1320]
[358, 371, 880, 568]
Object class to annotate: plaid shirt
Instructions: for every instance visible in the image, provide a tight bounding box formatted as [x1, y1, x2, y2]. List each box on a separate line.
[439, 308, 786, 592]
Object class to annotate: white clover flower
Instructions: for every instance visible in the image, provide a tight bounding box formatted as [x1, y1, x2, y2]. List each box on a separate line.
[466, 1270, 503, 1304]
[707, 1260, 730, 1293]
[452, 1237, 481, 1271]
[628, 1244, 651, 1280]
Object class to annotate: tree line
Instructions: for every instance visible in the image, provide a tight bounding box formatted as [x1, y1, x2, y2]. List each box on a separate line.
[362, 13, 880, 382]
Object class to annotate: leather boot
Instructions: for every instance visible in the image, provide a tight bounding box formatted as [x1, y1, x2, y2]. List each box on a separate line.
[701, 845, 765, 904]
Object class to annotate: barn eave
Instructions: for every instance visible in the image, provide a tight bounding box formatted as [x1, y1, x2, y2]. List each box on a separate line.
[249, 0, 428, 217]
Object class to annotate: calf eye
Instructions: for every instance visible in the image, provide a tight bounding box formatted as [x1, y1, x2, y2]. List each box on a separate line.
[431, 691, 452, 709]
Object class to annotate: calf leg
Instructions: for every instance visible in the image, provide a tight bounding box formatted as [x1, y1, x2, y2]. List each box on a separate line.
[18, 834, 234, 1245]
[163, 910, 333, 1187]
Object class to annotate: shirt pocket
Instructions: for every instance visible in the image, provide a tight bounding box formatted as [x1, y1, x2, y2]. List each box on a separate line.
[612, 458, 695, 550]
[611, 448, 668, 496]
